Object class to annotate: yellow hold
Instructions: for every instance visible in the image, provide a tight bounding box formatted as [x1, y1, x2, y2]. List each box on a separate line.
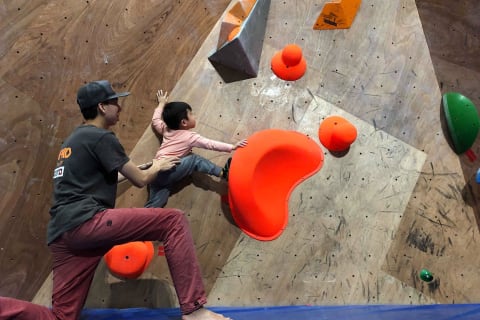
[313, 0, 361, 30]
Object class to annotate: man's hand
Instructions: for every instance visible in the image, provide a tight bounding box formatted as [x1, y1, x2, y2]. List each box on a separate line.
[152, 156, 180, 172]
[156, 89, 169, 106]
[119, 157, 179, 187]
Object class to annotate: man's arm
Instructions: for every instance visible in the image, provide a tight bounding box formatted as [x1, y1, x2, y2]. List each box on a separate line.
[118, 161, 152, 183]
[119, 157, 179, 187]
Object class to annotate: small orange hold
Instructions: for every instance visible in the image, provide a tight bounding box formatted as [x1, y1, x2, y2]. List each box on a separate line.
[271, 44, 307, 81]
[318, 116, 357, 152]
[228, 26, 241, 41]
[104, 241, 155, 279]
[282, 44, 303, 66]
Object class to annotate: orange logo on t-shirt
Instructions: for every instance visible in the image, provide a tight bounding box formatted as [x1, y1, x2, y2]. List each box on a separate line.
[58, 147, 72, 160]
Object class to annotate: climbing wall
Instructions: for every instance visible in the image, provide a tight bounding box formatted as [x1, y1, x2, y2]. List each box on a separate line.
[98, 0, 480, 308]
[6, 0, 478, 311]
[210, 97, 429, 305]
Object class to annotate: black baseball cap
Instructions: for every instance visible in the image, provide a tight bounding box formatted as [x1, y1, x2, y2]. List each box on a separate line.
[76, 80, 130, 110]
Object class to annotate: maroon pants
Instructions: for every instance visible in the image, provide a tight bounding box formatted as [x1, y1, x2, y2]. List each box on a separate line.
[0, 207, 207, 319]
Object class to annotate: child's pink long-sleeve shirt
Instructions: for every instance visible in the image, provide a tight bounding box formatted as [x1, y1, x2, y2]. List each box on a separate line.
[152, 105, 234, 159]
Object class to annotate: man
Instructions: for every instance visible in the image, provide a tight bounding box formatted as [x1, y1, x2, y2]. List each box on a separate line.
[0, 80, 231, 320]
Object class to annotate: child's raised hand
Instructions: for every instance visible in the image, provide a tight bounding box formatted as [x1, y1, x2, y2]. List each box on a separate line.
[156, 89, 169, 105]
[233, 139, 248, 150]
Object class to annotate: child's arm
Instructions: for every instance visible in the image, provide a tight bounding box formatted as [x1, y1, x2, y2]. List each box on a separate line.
[193, 134, 247, 152]
[151, 89, 168, 134]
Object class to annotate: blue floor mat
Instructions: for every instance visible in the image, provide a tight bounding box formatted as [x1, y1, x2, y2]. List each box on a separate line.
[81, 304, 480, 320]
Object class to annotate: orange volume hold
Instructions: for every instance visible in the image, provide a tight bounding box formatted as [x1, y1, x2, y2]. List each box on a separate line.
[228, 129, 323, 241]
[104, 241, 155, 279]
[313, 0, 362, 30]
[318, 115, 357, 152]
[271, 44, 307, 81]
[228, 26, 241, 41]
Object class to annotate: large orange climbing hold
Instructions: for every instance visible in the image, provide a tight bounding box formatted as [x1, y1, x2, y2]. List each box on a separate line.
[271, 44, 307, 81]
[313, 0, 362, 30]
[319, 115, 357, 152]
[228, 129, 324, 241]
[104, 241, 154, 279]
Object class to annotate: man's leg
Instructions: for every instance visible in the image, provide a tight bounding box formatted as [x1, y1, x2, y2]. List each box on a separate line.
[0, 297, 55, 320]
[61, 207, 206, 315]
[48, 239, 105, 320]
[0, 236, 107, 320]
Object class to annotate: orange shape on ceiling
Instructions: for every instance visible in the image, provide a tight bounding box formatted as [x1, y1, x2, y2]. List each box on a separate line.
[228, 129, 324, 241]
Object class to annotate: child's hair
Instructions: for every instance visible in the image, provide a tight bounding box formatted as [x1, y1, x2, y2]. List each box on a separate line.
[162, 101, 192, 129]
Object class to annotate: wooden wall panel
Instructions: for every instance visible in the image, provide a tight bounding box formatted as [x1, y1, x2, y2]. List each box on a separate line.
[0, 0, 230, 301]
[416, 0, 480, 75]
[416, 0, 480, 111]
[0, 1, 49, 59]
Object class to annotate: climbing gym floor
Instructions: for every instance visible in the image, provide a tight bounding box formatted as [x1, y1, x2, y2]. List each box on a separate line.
[81, 305, 480, 320]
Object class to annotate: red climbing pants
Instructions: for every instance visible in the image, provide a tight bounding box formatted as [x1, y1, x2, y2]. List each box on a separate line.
[0, 207, 206, 319]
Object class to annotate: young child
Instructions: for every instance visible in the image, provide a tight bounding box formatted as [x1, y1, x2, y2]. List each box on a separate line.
[145, 89, 247, 208]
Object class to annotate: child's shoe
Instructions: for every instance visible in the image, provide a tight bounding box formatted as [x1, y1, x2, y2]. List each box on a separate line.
[221, 157, 232, 181]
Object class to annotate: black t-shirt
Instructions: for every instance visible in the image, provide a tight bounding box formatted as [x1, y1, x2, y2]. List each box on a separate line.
[47, 125, 130, 244]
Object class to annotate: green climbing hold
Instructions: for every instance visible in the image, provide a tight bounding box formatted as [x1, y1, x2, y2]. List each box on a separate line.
[442, 92, 480, 154]
[419, 268, 434, 282]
